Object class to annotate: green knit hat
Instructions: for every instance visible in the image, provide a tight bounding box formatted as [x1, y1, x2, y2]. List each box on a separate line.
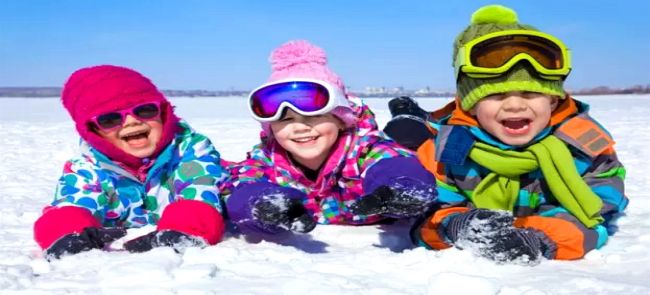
[455, 5, 566, 111]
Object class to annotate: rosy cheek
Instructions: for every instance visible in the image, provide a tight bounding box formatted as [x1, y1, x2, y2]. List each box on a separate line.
[97, 129, 120, 142]
[152, 124, 163, 135]
[102, 133, 124, 149]
[148, 120, 163, 131]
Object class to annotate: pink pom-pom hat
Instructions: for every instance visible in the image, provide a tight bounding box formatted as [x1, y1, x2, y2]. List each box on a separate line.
[257, 40, 356, 135]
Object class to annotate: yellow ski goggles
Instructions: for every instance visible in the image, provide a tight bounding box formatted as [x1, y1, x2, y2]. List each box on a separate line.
[454, 30, 571, 81]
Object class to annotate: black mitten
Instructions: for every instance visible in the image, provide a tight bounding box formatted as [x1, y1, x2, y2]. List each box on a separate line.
[349, 182, 435, 218]
[253, 195, 317, 233]
[46, 227, 127, 259]
[123, 230, 206, 253]
[444, 208, 513, 244]
[445, 209, 549, 265]
[478, 228, 545, 264]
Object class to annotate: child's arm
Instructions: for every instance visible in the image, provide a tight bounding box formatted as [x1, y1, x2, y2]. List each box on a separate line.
[34, 159, 108, 247]
[34, 207, 126, 259]
[418, 208, 547, 263]
[226, 182, 315, 234]
[581, 149, 628, 221]
[123, 133, 228, 252]
[350, 140, 437, 219]
[33, 159, 125, 256]
[155, 133, 228, 245]
[408, 138, 476, 249]
[222, 145, 315, 234]
[512, 149, 628, 260]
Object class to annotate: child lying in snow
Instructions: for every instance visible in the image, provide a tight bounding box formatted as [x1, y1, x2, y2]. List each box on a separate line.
[384, 5, 628, 264]
[34, 65, 228, 258]
[223, 40, 437, 235]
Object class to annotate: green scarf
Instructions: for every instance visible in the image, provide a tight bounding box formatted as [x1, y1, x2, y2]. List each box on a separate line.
[468, 135, 604, 228]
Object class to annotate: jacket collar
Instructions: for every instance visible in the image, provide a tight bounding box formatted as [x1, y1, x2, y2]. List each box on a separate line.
[433, 96, 594, 164]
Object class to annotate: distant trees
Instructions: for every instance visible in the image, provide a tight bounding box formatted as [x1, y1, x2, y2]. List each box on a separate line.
[1, 85, 649, 98]
[571, 84, 650, 95]
[0, 87, 249, 98]
[0, 87, 61, 97]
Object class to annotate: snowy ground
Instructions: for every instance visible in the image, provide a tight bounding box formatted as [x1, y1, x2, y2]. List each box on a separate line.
[1, 95, 649, 294]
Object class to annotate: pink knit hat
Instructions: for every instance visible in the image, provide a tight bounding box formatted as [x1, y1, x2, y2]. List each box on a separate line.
[61, 65, 180, 170]
[260, 40, 357, 135]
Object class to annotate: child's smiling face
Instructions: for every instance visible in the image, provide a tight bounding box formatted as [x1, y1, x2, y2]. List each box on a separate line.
[471, 91, 559, 146]
[96, 115, 163, 158]
[270, 109, 344, 171]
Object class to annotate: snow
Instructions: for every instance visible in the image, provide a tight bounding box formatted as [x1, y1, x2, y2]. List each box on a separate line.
[1, 95, 649, 294]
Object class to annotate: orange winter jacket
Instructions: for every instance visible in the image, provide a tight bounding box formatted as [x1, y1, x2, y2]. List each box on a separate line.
[412, 97, 628, 260]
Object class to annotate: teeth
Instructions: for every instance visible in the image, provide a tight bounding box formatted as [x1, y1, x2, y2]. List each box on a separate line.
[121, 130, 148, 139]
[293, 137, 316, 142]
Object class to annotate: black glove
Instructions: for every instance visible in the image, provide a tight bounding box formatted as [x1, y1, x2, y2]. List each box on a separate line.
[478, 228, 546, 264]
[123, 230, 206, 253]
[46, 227, 127, 259]
[444, 208, 513, 244]
[445, 209, 547, 264]
[349, 184, 435, 218]
[252, 195, 317, 233]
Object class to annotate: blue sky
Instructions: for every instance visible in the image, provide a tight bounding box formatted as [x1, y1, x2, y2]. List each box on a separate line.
[1, 1, 648, 91]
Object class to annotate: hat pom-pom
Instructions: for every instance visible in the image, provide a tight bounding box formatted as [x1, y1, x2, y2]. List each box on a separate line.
[471, 5, 518, 25]
[270, 40, 327, 71]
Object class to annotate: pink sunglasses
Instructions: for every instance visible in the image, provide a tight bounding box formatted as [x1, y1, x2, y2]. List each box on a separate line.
[89, 101, 162, 131]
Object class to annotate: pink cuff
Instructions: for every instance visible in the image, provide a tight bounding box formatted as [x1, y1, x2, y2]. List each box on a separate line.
[157, 200, 225, 245]
[33, 206, 101, 250]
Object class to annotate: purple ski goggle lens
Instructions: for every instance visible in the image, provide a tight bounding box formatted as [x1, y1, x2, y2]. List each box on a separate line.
[250, 81, 331, 119]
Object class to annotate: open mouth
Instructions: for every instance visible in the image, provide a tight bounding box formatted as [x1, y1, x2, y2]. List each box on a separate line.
[120, 129, 150, 144]
[501, 118, 531, 135]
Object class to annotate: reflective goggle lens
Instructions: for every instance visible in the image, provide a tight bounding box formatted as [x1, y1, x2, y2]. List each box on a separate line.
[250, 81, 331, 119]
[470, 35, 564, 69]
[94, 102, 161, 130]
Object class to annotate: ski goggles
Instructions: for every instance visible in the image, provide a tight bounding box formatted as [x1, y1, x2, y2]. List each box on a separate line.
[454, 30, 571, 81]
[89, 101, 162, 131]
[248, 78, 349, 122]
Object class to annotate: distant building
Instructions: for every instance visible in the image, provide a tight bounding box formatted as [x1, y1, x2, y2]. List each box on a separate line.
[415, 86, 431, 95]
